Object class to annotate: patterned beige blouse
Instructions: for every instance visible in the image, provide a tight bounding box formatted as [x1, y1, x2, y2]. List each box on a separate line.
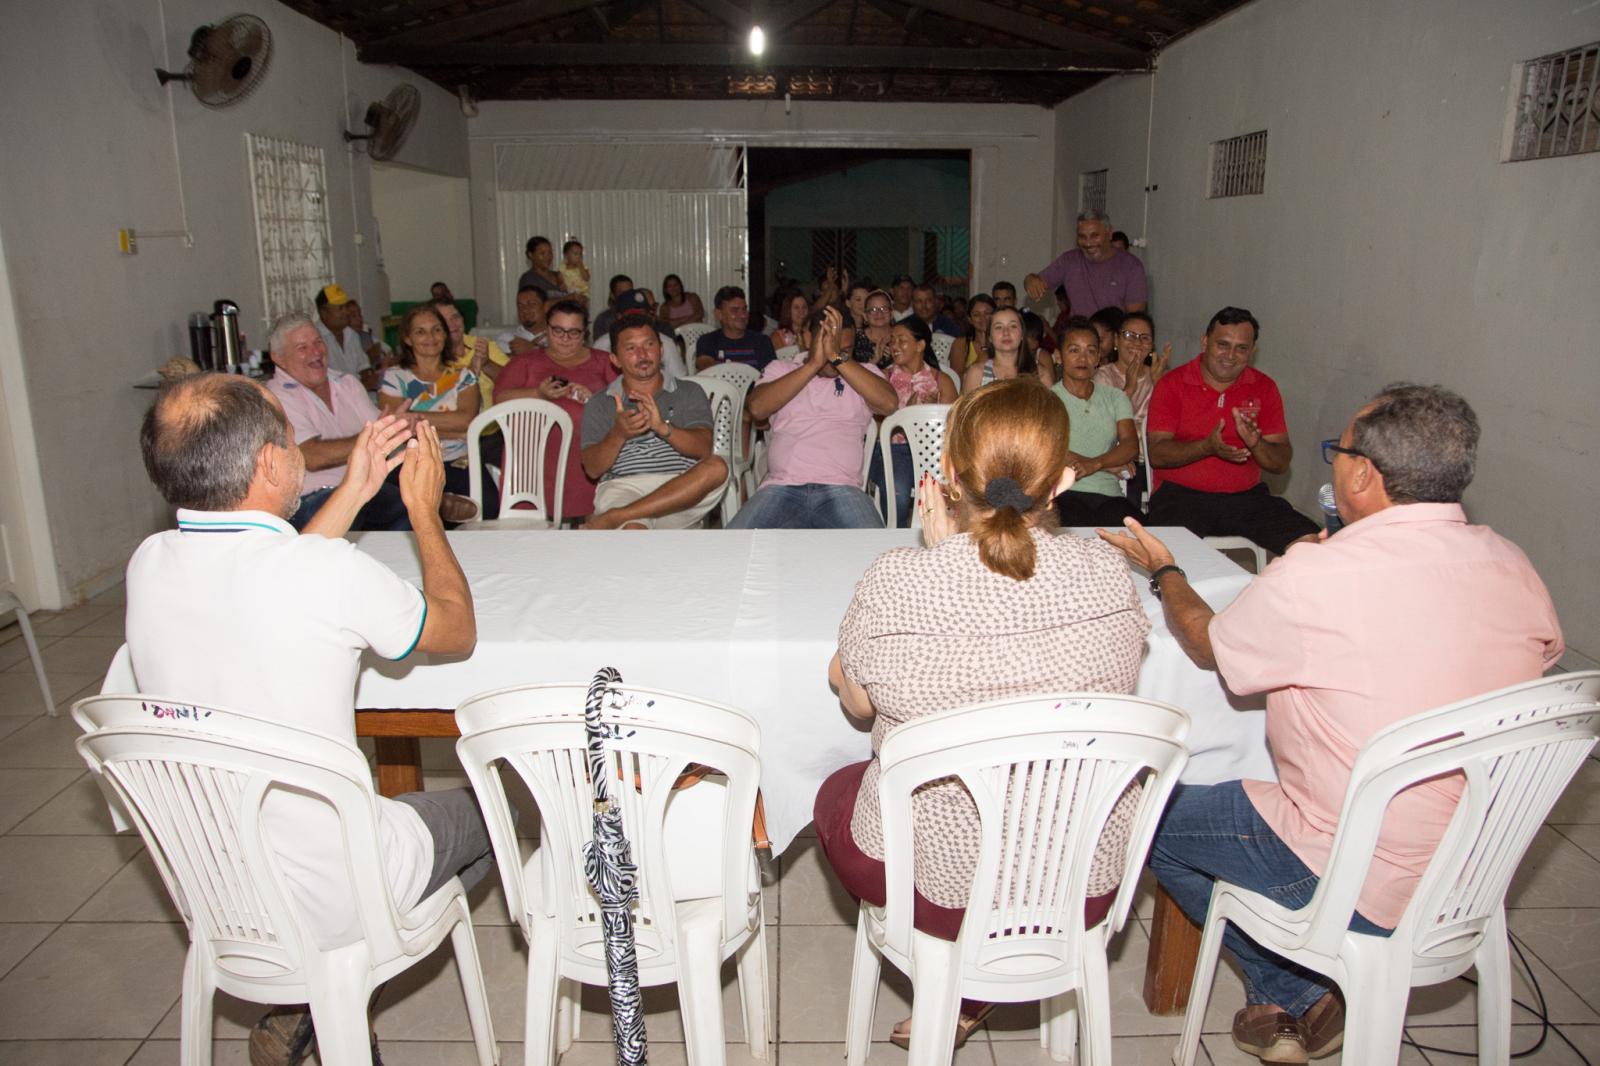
[837, 527, 1152, 909]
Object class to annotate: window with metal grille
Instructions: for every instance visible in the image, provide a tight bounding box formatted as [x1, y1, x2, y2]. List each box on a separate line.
[246, 134, 336, 324]
[1505, 41, 1599, 161]
[1207, 131, 1268, 198]
[1079, 169, 1108, 215]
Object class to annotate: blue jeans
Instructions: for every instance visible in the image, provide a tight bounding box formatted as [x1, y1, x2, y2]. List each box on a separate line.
[1149, 782, 1391, 1016]
[726, 483, 884, 529]
[867, 441, 914, 527]
[290, 483, 411, 531]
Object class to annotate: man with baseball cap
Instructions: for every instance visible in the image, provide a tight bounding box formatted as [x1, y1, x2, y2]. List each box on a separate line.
[313, 284, 381, 387]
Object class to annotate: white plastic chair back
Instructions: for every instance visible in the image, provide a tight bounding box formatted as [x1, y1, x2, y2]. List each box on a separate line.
[774, 344, 802, 362]
[1174, 671, 1600, 1066]
[930, 333, 955, 371]
[877, 404, 951, 529]
[1203, 536, 1269, 574]
[467, 398, 572, 526]
[456, 682, 770, 1064]
[847, 695, 1189, 1066]
[940, 366, 961, 398]
[1138, 417, 1153, 502]
[72, 693, 497, 1065]
[676, 322, 713, 356]
[697, 361, 760, 394]
[682, 377, 744, 524]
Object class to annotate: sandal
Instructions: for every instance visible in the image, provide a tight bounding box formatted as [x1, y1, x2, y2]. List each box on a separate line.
[889, 1002, 995, 1051]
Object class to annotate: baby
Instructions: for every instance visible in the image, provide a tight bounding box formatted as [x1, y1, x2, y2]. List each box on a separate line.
[559, 239, 590, 298]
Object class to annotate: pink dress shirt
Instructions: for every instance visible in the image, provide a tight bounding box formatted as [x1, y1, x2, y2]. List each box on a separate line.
[1209, 502, 1563, 927]
[266, 370, 380, 493]
[759, 360, 883, 488]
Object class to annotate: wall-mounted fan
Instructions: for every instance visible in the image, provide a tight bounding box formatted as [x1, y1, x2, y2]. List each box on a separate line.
[343, 85, 421, 161]
[154, 14, 273, 108]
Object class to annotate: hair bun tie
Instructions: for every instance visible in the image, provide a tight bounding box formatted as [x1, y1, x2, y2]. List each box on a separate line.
[986, 476, 1035, 513]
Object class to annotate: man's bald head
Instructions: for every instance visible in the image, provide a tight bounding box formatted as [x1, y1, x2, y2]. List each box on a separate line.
[141, 374, 290, 511]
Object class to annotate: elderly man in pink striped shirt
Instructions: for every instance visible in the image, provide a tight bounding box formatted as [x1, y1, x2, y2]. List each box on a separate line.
[1101, 383, 1563, 1065]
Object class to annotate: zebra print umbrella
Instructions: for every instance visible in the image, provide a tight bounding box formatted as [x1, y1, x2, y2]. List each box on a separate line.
[583, 667, 649, 1066]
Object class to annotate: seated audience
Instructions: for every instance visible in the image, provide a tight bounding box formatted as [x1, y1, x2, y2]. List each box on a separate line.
[517, 236, 572, 306]
[429, 281, 453, 302]
[131, 374, 493, 1064]
[770, 289, 810, 350]
[1096, 310, 1172, 505]
[266, 313, 410, 531]
[1145, 307, 1319, 554]
[844, 280, 873, 331]
[1023, 308, 1056, 373]
[868, 316, 957, 526]
[695, 285, 778, 372]
[1024, 210, 1149, 316]
[728, 308, 897, 529]
[494, 299, 617, 522]
[591, 273, 634, 342]
[1051, 316, 1140, 527]
[593, 290, 689, 379]
[961, 306, 1055, 391]
[990, 280, 1018, 309]
[582, 316, 726, 529]
[947, 294, 969, 336]
[1099, 384, 1563, 1064]
[817, 377, 1151, 1048]
[1088, 306, 1126, 367]
[498, 284, 550, 355]
[1111, 230, 1131, 252]
[658, 272, 705, 328]
[852, 288, 896, 365]
[345, 299, 390, 370]
[435, 297, 508, 413]
[313, 283, 378, 384]
[948, 293, 995, 376]
[911, 284, 960, 337]
[889, 273, 916, 322]
[379, 304, 494, 519]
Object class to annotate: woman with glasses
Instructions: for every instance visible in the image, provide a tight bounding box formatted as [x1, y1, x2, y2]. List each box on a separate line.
[1095, 310, 1171, 503]
[852, 288, 897, 364]
[948, 293, 994, 376]
[960, 306, 1055, 392]
[490, 299, 617, 523]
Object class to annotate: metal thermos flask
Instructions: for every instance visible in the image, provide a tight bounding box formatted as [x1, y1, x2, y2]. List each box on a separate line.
[212, 300, 243, 374]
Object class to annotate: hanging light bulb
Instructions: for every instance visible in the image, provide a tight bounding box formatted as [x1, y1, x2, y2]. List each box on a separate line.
[749, 25, 766, 56]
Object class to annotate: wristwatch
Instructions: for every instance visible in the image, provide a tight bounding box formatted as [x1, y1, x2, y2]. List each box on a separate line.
[828, 355, 847, 369]
[1148, 564, 1186, 599]
[657, 419, 672, 441]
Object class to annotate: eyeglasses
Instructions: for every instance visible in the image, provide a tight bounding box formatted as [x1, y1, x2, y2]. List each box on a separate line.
[1321, 439, 1380, 472]
[549, 326, 585, 339]
[1120, 330, 1153, 343]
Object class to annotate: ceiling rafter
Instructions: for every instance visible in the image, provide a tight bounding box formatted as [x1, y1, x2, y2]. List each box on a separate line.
[365, 0, 602, 49]
[906, 0, 1145, 60]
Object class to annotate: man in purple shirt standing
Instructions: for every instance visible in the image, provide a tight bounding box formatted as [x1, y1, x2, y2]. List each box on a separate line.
[1024, 210, 1149, 317]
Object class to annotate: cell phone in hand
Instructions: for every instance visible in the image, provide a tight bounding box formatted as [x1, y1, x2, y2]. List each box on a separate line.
[1144, 355, 1154, 366]
[550, 376, 569, 387]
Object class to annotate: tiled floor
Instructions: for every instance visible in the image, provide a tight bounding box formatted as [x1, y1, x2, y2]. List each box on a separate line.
[2, 591, 1598, 1064]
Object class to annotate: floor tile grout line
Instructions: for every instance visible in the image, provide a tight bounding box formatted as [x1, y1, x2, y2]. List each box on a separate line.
[0, 768, 90, 836]
[0, 918, 67, 984]
[59, 840, 151, 924]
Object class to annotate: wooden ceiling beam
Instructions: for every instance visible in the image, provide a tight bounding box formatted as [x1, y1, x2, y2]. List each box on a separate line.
[360, 40, 1145, 70]
[903, 0, 1146, 61]
[364, 0, 602, 49]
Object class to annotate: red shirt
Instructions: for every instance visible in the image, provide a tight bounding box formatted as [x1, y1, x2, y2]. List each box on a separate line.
[1146, 356, 1286, 493]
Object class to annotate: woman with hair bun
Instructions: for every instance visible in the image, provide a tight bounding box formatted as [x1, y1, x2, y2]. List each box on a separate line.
[815, 377, 1151, 1050]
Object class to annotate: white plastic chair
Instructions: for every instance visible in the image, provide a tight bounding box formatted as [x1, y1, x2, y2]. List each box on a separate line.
[694, 363, 760, 502]
[846, 695, 1190, 1066]
[71, 694, 498, 1066]
[1, 589, 55, 716]
[462, 398, 572, 530]
[940, 366, 961, 398]
[455, 682, 770, 1066]
[930, 333, 955, 372]
[677, 323, 714, 360]
[1203, 536, 1270, 574]
[682, 376, 744, 526]
[774, 344, 802, 362]
[1173, 671, 1600, 1066]
[877, 404, 951, 529]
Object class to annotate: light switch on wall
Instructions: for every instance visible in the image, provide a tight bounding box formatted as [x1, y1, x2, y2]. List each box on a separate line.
[117, 229, 138, 255]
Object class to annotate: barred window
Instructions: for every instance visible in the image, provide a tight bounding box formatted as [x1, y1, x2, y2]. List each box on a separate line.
[246, 134, 336, 324]
[1207, 131, 1268, 198]
[1079, 169, 1108, 215]
[1505, 42, 1599, 162]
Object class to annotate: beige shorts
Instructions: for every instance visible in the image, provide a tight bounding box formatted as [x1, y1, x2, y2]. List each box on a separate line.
[593, 472, 724, 529]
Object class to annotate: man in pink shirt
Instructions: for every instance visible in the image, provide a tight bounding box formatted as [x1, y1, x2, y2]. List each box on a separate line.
[1101, 384, 1563, 1064]
[726, 306, 898, 529]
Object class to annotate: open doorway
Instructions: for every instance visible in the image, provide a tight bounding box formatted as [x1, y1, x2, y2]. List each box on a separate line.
[746, 148, 970, 320]
[370, 162, 473, 315]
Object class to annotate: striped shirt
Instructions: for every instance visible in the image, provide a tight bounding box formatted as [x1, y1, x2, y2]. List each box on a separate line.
[580, 375, 712, 482]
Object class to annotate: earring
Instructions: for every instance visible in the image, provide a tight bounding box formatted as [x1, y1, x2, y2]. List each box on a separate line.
[947, 483, 963, 502]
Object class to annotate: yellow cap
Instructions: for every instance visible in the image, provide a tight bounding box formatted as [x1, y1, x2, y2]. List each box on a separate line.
[318, 283, 352, 306]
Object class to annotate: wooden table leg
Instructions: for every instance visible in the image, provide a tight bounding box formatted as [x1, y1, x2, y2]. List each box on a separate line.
[1143, 882, 1203, 1015]
[374, 736, 424, 798]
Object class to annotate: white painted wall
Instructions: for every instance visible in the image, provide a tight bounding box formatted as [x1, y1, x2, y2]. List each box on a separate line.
[466, 99, 1057, 323]
[1052, 0, 1600, 660]
[0, 0, 468, 605]
[371, 163, 473, 306]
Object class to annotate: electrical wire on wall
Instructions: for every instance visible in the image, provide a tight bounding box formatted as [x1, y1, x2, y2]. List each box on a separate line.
[153, 0, 195, 249]
[339, 34, 364, 309]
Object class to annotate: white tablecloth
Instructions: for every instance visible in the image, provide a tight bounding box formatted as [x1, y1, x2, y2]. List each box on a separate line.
[348, 527, 1273, 854]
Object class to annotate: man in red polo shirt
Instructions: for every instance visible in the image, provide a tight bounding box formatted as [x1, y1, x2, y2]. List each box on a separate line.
[1145, 307, 1319, 555]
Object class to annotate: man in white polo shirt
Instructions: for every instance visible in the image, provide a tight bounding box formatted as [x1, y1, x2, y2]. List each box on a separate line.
[128, 373, 489, 1065]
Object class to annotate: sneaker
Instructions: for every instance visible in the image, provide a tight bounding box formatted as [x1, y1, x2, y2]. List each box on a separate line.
[1299, 992, 1345, 1059]
[1231, 1006, 1307, 1064]
[249, 1007, 316, 1066]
